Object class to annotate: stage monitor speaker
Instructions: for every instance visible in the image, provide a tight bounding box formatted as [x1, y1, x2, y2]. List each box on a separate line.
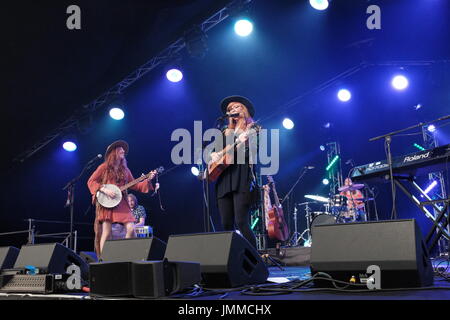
[132, 260, 201, 298]
[79, 251, 98, 264]
[310, 219, 434, 289]
[0, 246, 20, 270]
[89, 260, 201, 298]
[164, 231, 269, 288]
[13, 243, 89, 281]
[101, 237, 166, 262]
[89, 261, 133, 297]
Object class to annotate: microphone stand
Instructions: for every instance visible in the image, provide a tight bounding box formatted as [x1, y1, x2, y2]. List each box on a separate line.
[62, 156, 101, 251]
[369, 114, 450, 220]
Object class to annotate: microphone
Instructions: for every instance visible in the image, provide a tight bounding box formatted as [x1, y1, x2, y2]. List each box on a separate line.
[218, 113, 240, 120]
[87, 154, 102, 165]
[305, 166, 315, 170]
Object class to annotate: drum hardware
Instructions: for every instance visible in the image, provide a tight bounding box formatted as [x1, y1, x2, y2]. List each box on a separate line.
[289, 202, 314, 247]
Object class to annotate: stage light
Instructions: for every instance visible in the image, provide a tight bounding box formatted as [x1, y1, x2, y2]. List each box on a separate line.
[391, 75, 409, 90]
[234, 19, 253, 37]
[323, 122, 331, 129]
[423, 180, 438, 195]
[322, 178, 330, 185]
[282, 118, 294, 130]
[413, 143, 426, 151]
[326, 155, 339, 171]
[191, 166, 200, 177]
[63, 141, 77, 152]
[309, 0, 329, 11]
[251, 217, 260, 230]
[337, 89, 351, 102]
[320, 145, 326, 151]
[109, 107, 125, 120]
[166, 68, 183, 82]
[427, 124, 436, 133]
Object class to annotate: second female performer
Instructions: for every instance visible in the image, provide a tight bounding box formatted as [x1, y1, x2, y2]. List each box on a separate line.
[210, 95, 261, 248]
[87, 140, 156, 257]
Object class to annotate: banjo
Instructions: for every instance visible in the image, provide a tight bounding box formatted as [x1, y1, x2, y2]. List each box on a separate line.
[96, 166, 164, 208]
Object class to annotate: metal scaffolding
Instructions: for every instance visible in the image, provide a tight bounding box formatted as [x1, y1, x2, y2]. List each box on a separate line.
[422, 125, 449, 256]
[14, 0, 251, 163]
[326, 142, 343, 195]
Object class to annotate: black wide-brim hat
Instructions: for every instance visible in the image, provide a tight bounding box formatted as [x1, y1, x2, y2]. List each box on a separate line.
[220, 95, 255, 118]
[105, 140, 129, 158]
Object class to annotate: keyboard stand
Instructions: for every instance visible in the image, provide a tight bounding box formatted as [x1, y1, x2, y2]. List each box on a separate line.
[392, 176, 450, 253]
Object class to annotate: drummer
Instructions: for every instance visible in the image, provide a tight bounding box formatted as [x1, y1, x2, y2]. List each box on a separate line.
[338, 178, 367, 222]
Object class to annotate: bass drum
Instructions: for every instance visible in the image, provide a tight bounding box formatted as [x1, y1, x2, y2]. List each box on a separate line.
[311, 214, 336, 231]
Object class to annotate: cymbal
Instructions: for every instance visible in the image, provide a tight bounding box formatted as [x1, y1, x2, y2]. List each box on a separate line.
[338, 183, 365, 192]
[304, 195, 330, 203]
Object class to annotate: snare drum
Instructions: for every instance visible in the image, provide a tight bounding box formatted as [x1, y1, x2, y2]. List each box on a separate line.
[135, 226, 153, 238]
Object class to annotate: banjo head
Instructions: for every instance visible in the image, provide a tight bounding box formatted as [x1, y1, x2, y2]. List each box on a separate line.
[96, 184, 123, 208]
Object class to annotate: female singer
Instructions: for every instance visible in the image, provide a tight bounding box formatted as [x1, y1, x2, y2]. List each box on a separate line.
[210, 96, 260, 248]
[87, 140, 156, 257]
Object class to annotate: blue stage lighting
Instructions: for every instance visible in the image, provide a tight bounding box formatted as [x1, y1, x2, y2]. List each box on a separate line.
[234, 19, 253, 37]
[391, 75, 409, 90]
[109, 108, 125, 120]
[282, 118, 294, 130]
[166, 68, 183, 82]
[320, 145, 326, 151]
[191, 166, 200, 176]
[63, 141, 77, 152]
[310, 0, 329, 11]
[424, 180, 438, 194]
[322, 178, 330, 185]
[337, 89, 351, 102]
[427, 124, 436, 133]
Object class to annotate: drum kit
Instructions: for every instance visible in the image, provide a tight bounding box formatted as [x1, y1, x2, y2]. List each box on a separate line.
[293, 183, 373, 247]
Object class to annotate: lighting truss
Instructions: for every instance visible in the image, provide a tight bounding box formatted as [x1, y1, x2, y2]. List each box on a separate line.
[14, 0, 251, 163]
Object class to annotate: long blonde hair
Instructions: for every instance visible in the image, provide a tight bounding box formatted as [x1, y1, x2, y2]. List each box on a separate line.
[228, 104, 254, 132]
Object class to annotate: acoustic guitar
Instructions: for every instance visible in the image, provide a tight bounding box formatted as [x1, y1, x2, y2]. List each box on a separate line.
[96, 166, 164, 208]
[266, 176, 289, 241]
[207, 123, 258, 182]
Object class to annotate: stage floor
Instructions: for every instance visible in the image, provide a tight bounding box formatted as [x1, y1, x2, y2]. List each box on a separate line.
[1, 263, 450, 301]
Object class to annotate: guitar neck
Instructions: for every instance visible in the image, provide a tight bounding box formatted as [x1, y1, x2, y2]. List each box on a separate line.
[217, 123, 258, 157]
[272, 185, 281, 208]
[120, 173, 151, 192]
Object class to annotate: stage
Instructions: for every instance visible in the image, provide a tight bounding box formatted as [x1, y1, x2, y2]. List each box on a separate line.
[1, 262, 449, 301]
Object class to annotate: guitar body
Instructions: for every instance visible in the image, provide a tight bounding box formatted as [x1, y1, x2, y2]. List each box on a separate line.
[96, 184, 123, 208]
[207, 153, 233, 182]
[267, 206, 289, 241]
[207, 123, 258, 182]
[266, 176, 290, 242]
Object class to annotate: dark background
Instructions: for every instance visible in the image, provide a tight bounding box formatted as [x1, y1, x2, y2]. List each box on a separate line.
[1, 0, 449, 253]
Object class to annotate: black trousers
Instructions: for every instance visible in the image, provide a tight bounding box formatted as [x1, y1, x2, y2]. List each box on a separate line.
[217, 191, 257, 249]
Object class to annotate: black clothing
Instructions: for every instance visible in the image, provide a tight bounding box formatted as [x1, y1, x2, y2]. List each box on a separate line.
[214, 126, 260, 248]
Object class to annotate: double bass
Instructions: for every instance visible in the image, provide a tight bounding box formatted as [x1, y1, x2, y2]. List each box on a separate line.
[266, 176, 289, 241]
